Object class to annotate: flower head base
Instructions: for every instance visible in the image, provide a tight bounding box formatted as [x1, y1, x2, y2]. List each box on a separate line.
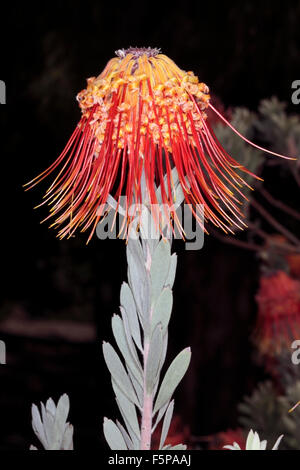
[224, 429, 283, 450]
[25, 48, 294, 242]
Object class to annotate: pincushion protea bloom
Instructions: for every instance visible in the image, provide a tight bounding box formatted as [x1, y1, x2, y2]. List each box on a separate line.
[24, 47, 293, 242]
[255, 271, 300, 354]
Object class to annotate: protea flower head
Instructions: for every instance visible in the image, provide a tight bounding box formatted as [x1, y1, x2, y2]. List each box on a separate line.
[254, 271, 300, 355]
[25, 47, 293, 242]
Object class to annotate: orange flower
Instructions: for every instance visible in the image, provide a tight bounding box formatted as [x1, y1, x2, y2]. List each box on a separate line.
[255, 271, 300, 354]
[25, 47, 292, 242]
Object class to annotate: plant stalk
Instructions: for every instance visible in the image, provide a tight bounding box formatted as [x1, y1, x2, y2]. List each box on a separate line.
[140, 337, 153, 450]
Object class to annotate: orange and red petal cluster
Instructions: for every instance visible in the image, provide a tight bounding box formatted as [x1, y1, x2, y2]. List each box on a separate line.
[255, 270, 300, 355]
[25, 49, 259, 242]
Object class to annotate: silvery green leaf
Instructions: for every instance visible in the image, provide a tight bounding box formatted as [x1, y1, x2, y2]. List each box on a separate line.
[173, 171, 190, 209]
[155, 183, 162, 205]
[102, 342, 139, 407]
[103, 418, 127, 450]
[127, 238, 145, 273]
[119, 415, 140, 450]
[112, 380, 141, 439]
[168, 444, 187, 450]
[41, 401, 55, 447]
[165, 254, 177, 288]
[53, 394, 71, 448]
[113, 383, 140, 448]
[116, 420, 134, 450]
[159, 400, 174, 449]
[127, 240, 150, 324]
[173, 182, 185, 208]
[156, 168, 179, 207]
[151, 287, 173, 334]
[128, 368, 143, 406]
[31, 394, 73, 450]
[120, 307, 143, 373]
[46, 397, 56, 416]
[31, 403, 47, 448]
[160, 332, 168, 370]
[152, 400, 170, 433]
[111, 314, 143, 384]
[146, 324, 163, 393]
[120, 283, 142, 351]
[106, 194, 126, 215]
[153, 332, 168, 397]
[162, 443, 187, 450]
[158, 168, 184, 211]
[62, 424, 74, 450]
[272, 435, 284, 450]
[151, 240, 171, 303]
[140, 213, 160, 255]
[154, 347, 191, 414]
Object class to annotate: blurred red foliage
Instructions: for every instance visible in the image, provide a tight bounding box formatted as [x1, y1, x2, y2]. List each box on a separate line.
[208, 428, 246, 450]
[151, 414, 190, 449]
[254, 271, 300, 355]
[286, 254, 300, 280]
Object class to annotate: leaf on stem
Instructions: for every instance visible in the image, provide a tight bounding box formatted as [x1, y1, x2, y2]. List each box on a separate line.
[116, 420, 134, 450]
[150, 239, 171, 302]
[165, 254, 177, 288]
[151, 287, 173, 334]
[112, 380, 141, 440]
[163, 443, 187, 450]
[146, 323, 163, 393]
[120, 282, 142, 350]
[159, 400, 174, 449]
[102, 342, 139, 407]
[103, 418, 127, 450]
[153, 347, 191, 414]
[127, 240, 150, 324]
[111, 314, 143, 384]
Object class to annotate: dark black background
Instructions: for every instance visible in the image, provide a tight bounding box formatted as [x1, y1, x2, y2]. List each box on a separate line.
[0, 0, 299, 450]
